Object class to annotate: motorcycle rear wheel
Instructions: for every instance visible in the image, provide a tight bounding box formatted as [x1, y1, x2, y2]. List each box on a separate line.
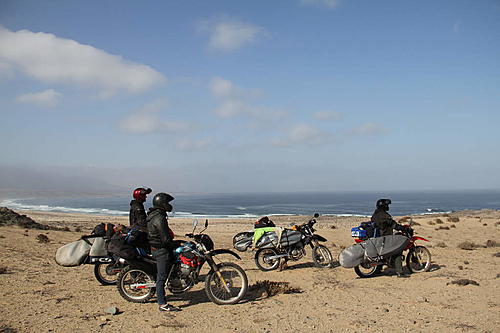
[312, 245, 333, 268]
[205, 262, 248, 305]
[94, 263, 121, 285]
[354, 262, 382, 278]
[255, 248, 281, 271]
[406, 246, 431, 273]
[117, 266, 156, 303]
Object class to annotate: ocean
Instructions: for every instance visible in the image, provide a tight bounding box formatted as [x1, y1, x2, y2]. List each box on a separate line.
[1, 190, 499, 218]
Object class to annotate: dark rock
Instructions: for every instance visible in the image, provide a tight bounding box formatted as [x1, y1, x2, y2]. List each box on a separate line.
[485, 240, 498, 248]
[36, 234, 50, 243]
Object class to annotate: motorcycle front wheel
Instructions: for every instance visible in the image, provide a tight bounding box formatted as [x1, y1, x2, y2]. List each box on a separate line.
[205, 262, 248, 305]
[354, 261, 382, 278]
[117, 266, 156, 303]
[406, 246, 432, 273]
[254, 248, 281, 271]
[94, 263, 121, 285]
[312, 245, 333, 268]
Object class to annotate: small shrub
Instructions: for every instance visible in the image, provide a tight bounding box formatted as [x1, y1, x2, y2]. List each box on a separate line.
[250, 280, 303, 298]
[448, 217, 460, 223]
[483, 223, 488, 226]
[435, 219, 444, 224]
[447, 279, 479, 286]
[412, 221, 421, 226]
[457, 241, 480, 250]
[435, 226, 450, 230]
[36, 234, 50, 243]
[450, 225, 456, 228]
[74, 226, 82, 232]
[486, 240, 499, 248]
[493, 253, 500, 257]
[427, 221, 436, 225]
[330, 225, 336, 229]
[435, 242, 447, 248]
[0, 265, 8, 274]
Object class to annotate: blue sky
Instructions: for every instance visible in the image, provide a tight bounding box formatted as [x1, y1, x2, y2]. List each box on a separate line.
[0, 0, 499, 193]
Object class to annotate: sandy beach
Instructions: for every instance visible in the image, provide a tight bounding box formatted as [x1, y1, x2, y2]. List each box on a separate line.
[0, 209, 499, 332]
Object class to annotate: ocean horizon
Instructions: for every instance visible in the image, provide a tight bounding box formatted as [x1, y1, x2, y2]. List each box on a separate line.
[1, 190, 499, 219]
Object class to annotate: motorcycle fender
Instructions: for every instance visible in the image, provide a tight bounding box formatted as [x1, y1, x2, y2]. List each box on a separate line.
[412, 236, 429, 242]
[209, 249, 242, 260]
[312, 234, 327, 242]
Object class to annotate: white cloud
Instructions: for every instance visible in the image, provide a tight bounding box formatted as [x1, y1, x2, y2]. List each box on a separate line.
[0, 26, 165, 96]
[300, 0, 340, 9]
[119, 99, 192, 134]
[272, 124, 332, 147]
[15, 89, 62, 108]
[209, 77, 236, 98]
[200, 16, 267, 52]
[176, 138, 212, 151]
[313, 110, 343, 121]
[209, 76, 286, 122]
[350, 122, 388, 136]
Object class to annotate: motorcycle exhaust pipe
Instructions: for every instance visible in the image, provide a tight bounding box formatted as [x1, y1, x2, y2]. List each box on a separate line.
[267, 254, 289, 260]
[130, 282, 156, 289]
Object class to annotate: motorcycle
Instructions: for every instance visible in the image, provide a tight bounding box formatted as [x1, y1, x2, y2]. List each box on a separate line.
[252, 213, 333, 271]
[352, 224, 431, 278]
[116, 219, 248, 305]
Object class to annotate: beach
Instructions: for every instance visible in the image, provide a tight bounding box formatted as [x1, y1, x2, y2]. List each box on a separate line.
[0, 209, 499, 332]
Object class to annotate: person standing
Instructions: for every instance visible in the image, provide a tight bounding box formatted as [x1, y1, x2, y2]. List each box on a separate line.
[146, 192, 181, 312]
[371, 198, 409, 278]
[129, 187, 152, 231]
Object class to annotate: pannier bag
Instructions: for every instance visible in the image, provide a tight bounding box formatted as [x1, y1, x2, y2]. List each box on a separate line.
[107, 232, 137, 260]
[233, 232, 254, 252]
[55, 239, 92, 267]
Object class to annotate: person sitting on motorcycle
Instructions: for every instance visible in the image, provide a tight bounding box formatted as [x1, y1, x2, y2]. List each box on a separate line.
[147, 192, 181, 312]
[129, 187, 152, 232]
[371, 198, 409, 278]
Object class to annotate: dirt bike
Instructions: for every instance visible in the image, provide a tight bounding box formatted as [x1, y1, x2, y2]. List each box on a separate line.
[352, 224, 431, 278]
[116, 220, 248, 305]
[252, 214, 333, 271]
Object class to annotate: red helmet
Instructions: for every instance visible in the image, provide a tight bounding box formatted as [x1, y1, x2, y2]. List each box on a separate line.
[132, 187, 152, 202]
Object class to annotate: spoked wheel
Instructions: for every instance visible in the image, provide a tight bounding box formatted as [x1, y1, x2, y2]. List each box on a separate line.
[406, 246, 432, 273]
[354, 261, 382, 278]
[94, 263, 122, 285]
[205, 262, 248, 305]
[254, 248, 281, 271]
[117, 266, 156, 303]
[312, 245, 333, 268]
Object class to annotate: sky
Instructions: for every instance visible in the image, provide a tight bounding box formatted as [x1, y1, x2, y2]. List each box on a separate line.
[0, 0, 499, 193]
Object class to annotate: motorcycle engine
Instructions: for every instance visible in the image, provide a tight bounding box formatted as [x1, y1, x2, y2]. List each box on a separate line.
[290, 245, 305, 260]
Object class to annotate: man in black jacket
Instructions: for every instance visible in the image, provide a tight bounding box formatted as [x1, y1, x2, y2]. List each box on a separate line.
[371, 198, 409, 278]
[129, 187, 152, 231]
[147, 192, 181, 312]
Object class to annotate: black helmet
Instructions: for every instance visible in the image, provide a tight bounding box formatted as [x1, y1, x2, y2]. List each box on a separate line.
[376, 198, 391, 211]
[152, 192, 175, 212]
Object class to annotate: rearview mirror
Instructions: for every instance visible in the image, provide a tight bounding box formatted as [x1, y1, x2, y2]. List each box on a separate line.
[314, 213, 320, 218]
[205, 219, 209, 228]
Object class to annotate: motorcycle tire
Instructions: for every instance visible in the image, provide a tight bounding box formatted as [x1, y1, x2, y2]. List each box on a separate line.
[117, 265, 156, 303]
[205, 262, 248, 305]
[406, 246, 432, 273]
[312, 245, 333, 268]
[354, 262, 382, 278]
[94, 263, 120, 285]
[254, 248, 281, 271]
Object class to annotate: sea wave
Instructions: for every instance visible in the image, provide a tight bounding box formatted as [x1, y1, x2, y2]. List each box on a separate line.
[0, 199, 128, 216]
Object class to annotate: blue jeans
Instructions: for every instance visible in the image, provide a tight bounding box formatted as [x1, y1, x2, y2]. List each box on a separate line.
[152, 247, 173, 305]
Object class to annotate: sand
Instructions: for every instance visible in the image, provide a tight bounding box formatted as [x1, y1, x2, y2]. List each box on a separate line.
[0, 209, 499, 332]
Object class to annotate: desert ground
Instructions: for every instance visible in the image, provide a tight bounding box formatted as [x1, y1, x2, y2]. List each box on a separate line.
[0, 209, 499, 333]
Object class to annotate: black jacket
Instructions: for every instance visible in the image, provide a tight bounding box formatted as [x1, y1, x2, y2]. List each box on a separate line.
[129, 200, 147, 231]
[147, 207, 173, 249]
[371, 208, 400, 236]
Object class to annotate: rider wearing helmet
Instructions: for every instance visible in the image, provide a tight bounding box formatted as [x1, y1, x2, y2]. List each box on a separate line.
[129, 187, 152, 231]
[371, 198, 409, 278]
[146, 192, 181, 312]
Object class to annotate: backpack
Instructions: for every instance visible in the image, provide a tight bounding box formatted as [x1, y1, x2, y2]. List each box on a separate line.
[254, 216, 276, 229]
[107, 230, 137, 259]
[91, 223, 115, 238]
